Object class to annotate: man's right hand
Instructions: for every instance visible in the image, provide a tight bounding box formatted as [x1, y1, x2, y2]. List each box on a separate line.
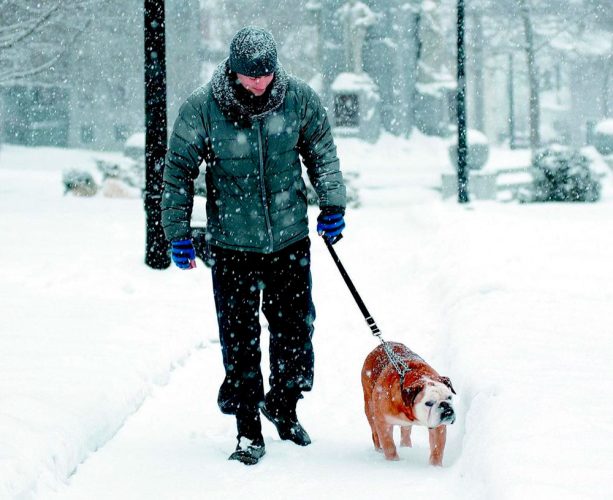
[171, 239, 196, 269]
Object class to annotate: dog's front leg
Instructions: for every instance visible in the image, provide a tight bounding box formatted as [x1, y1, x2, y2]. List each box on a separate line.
[428, 425, 447, 466]
[400, 425, 412, 447]
[374, 415, 398, 461]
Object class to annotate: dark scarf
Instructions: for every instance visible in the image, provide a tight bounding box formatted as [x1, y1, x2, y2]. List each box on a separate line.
[211, 58, 289, 127]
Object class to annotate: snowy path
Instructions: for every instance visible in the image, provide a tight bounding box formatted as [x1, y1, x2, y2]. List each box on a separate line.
[42, 204, 466, 500]
[42, 344, 460, 500]
[43, 199, 613, 500]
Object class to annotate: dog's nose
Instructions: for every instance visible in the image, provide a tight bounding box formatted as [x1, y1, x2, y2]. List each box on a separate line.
[439, 401, 454, 420]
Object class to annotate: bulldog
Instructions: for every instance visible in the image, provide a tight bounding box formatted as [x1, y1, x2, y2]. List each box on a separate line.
[361, 342, 456, 466]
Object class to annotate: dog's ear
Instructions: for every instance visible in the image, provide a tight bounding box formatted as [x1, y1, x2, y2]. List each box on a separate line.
[402, 383, 425, 407]
[440, 376, 456, 395]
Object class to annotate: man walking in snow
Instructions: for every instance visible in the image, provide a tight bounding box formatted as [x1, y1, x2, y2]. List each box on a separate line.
[161, 26, 346, 465]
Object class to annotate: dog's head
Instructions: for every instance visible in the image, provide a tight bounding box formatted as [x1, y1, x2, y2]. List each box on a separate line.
[401, 376, 456, 428]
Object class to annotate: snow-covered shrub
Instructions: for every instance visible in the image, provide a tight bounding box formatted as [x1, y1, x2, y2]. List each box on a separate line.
[95, 158, 144, 190]
[593, 119, 613, 156]
[62, 169, 98, 197]
[448, 129, 490, 171]
[124, 132, 145, 161]
[531, 146, 600, 202]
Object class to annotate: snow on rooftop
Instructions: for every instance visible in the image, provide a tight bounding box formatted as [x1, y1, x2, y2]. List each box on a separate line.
[124, 132, 145, 149]
[331, 72, 377, 93]
[595, 119, 613, 136]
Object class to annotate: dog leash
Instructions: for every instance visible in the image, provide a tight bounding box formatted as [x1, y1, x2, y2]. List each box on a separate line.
[323, 238, 411, 379]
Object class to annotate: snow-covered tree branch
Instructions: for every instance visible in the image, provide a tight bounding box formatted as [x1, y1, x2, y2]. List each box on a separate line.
[0, 0, 98, 86]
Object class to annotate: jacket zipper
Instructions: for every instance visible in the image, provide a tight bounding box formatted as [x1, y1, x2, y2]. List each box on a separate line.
[256, 120, 274, 252]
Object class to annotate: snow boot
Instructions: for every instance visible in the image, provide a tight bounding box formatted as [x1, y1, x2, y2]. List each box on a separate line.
[261, 403, 311, 446]
[228, 437, 266, 465]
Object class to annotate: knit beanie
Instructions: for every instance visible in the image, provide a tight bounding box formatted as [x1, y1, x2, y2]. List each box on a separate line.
[229, 26, 278, 77]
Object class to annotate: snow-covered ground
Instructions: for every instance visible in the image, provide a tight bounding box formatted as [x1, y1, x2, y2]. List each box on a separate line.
[1, 135, 612, 500]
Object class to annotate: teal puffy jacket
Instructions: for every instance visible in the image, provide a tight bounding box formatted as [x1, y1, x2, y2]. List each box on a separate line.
[161, 61, 346, 253]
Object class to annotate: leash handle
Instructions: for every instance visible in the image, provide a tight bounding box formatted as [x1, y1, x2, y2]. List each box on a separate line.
[323, 238, 380, 336]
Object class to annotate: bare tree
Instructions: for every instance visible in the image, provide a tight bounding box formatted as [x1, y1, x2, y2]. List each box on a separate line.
[517, 0, 540, 157]
[604, 47, 612, 117]
[0, 0, 96, 86]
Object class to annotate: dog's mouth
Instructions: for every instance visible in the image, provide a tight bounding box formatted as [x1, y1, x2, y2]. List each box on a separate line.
[439, 401, 455, 424]
[441, 413, 456, 425]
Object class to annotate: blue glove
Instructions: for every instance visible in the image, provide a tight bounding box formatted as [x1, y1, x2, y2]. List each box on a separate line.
[317, 207, 345, 245]
[171, 238, 196, 269]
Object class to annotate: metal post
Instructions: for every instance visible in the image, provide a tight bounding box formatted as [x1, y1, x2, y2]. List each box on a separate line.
[456, 0, 469, 203]
[472, 12, 485, 132]
[144, 0, 170, 269]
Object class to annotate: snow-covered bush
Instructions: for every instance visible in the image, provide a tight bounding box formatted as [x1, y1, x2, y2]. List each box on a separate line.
[95, 157, 144, 190]
[62, 169, 98, 197]
[448, 129, 490, 171]
[124, 132, 145, 161]
[593, 119, 613, 156]
[531, 146, 600, 202]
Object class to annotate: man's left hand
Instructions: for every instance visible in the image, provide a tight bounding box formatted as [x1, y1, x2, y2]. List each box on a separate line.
[317, 207, 345, 245]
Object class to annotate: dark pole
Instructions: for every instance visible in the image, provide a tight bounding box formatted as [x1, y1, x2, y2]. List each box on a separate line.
[456, 0, 469, 203]
[472, 12, 485, 132]
[508, 53, 516, 149]
[144, 0, 170, 269]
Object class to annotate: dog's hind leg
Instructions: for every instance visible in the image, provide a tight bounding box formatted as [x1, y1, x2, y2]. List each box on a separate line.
[364, 393, 381, 450]
[400, 425, 412, 447]
[374, 416, 398, 461]
[370, 427, 381, 450]
[370, 418, 381, 451]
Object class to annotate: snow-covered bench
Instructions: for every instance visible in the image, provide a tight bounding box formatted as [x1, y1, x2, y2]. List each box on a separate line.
[441, 166, 534, 201]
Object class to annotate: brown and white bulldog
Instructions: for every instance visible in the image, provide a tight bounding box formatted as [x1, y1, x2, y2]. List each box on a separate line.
[361, 342, 456, 466]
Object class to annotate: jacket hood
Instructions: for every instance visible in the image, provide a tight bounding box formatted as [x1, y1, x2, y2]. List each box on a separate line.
[211, 58, 289, 126]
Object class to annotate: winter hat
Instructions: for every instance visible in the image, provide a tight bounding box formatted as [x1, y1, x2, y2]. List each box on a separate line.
[229, 26, 278, 77]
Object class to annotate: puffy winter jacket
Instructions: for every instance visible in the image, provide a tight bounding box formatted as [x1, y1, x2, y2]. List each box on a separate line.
[161, 60, 346, 253]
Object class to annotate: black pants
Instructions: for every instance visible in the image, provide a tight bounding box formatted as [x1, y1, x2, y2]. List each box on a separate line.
[210, 237, 315, 438]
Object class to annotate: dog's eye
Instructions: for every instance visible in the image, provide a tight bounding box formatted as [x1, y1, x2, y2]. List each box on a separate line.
[425, 401, 435, 407]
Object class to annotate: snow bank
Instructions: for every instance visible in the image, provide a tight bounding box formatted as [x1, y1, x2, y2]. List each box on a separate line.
[0, 146, 215, 499]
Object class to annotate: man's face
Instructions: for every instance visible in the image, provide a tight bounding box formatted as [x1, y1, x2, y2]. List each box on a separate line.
[236, 73, 274, 96]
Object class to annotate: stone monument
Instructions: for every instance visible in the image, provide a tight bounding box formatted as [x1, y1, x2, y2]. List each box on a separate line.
[336, 0, 376, 74]
[332, 0, 380, 142]
[413, 0, 455, 136]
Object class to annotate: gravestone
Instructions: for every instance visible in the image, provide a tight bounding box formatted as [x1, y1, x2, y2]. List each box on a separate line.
[331, 72, 380, 143]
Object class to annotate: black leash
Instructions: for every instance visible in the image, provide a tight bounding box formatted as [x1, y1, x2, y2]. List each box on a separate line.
[323, 237, 381, 336]
[323, 237, 411, 378]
